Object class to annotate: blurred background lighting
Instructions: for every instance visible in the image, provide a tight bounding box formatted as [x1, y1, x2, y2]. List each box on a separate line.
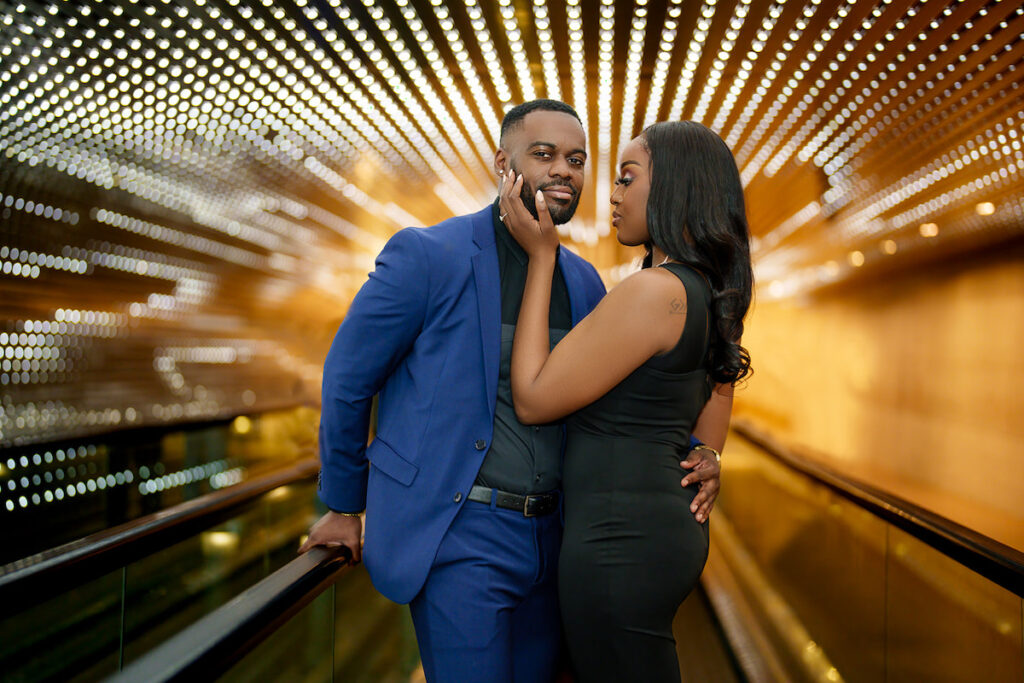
[0, 0, 1021, 447]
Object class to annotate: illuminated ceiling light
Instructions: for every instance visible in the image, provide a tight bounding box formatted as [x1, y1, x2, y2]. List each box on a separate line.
[710, 0, 787, 134]
[881, 240, 898, 255]
[827, 110, 1021, 242]
[742, 1, 866, 180]
[691, 0, 754, 125]
[320, 3, 483, 208]
[6, 1, 390, 254]
[640, 0, 682, 129]
[343, 1, 493, 190]
[418, 1, 501, 173]
[616, 0, 647, 158]
[975, 201, 995, 215]
[919, 222, 939, 237]
[93, 208, 266, 268]
[807, 10, 1016, 204]
[847, 250, 864, 267]
[807, 33, 938, 173]
[0, 0, 1021, 422]
[566, 0, 588, 132]
[318, 30, 433, 172]
[591, 0, 615, 244]
[498, 0, 536, 101]
[667, 1, 717, 121]
[730, 0, 846, 155]
[464, 0, 513, 105]
[532, 0, 560, 100]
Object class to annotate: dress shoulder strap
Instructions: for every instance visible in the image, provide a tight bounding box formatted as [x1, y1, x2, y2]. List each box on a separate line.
[659, 262, 712, 302]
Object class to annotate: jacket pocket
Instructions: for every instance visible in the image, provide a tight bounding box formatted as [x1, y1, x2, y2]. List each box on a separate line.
[367, 437, 419, 487]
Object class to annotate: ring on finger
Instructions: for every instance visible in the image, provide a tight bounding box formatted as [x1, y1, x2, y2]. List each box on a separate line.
[499, 212, 508, 223]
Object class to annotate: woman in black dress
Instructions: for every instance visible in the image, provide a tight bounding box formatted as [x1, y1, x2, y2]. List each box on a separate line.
[499, 121, 753, 682]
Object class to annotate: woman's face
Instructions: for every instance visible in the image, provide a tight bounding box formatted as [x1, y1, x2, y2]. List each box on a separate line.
[610, 136, 651, 247]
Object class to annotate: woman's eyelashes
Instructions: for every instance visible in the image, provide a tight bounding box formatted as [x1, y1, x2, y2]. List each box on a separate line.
[614, 176, 634, 186]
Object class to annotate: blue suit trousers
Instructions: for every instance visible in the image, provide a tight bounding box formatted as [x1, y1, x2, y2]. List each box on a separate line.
[409, 499, 563, 683]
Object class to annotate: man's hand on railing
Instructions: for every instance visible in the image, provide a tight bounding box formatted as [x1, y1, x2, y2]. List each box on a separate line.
[298, 511, 363, 564]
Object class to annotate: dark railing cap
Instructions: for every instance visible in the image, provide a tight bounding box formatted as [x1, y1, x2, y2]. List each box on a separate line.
[0, 457, 319, 614]
[106, 545, 352, 683]
[734, 419, 1024, 597]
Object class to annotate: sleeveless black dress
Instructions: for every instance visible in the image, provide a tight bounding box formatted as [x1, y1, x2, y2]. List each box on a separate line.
[559, 263, 713, 682]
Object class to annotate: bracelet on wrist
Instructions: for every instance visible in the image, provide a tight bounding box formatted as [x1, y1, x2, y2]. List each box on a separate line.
[329, 508, 364, 517]
[692, 444, 721, 463]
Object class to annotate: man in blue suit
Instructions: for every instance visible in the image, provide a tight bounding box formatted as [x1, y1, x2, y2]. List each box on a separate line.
[301, 100, 721, 682]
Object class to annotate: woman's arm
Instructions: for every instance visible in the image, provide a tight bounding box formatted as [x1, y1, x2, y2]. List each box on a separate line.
[500, 175, 686, 424]
[681, 383, 733, 522]
[692, 383, 733, 452]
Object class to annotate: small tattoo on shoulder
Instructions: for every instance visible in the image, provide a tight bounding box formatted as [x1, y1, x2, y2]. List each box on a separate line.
[669, 298, 685, 315]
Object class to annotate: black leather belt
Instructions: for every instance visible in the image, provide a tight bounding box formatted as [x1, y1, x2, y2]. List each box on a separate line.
[467, 485, 559, 517]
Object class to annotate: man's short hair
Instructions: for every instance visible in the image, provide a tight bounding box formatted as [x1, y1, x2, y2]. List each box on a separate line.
[500, 100, 583, 145]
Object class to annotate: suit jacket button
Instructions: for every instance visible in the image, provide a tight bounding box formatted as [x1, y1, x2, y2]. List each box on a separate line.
[454, 492, 462, 502]
[474, 439, 486, 451]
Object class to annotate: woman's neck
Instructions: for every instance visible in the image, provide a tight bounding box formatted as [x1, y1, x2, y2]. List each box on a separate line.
[650, 245, 672, 266]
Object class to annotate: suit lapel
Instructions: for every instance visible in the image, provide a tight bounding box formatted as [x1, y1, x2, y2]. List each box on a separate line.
[559, 248, 588, 325]
[471, 208, 500, 418]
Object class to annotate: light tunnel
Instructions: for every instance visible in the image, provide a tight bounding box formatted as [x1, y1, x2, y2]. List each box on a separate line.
[0, 1, 1022, 679]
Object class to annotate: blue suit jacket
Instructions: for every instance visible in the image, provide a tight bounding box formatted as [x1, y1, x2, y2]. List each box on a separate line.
[318, 206, 607, 604]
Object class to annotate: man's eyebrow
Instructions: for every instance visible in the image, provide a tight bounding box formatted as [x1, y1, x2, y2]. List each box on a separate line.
[528, 141, 588, 158]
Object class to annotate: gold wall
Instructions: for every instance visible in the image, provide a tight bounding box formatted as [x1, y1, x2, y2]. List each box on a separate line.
[735, 240, 1024, 551]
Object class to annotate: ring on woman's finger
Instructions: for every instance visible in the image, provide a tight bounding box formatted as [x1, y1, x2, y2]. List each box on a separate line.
[499, 213, 508, 223]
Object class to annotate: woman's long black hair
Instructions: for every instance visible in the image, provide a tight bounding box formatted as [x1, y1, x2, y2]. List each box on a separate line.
[640, 121, 753, 385]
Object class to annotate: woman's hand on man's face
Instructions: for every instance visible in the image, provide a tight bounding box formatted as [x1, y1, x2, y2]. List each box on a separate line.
[499, 170, 560, 260]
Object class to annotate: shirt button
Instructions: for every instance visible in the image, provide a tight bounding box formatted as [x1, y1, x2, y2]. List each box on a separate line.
[453, 492, 462, 502]
[474, 439, 486, 451]
[533, 426, 540, 432]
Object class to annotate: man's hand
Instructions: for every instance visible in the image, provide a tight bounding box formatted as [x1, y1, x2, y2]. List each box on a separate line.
[298, 511, 363, 564]
[680, 448, 721, 524]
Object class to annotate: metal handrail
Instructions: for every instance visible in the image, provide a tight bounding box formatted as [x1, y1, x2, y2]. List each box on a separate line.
[106, 545, 352, 683]
[75, 419, 1022, 682]
[0, 456, 320, 614]
[733, 419, 1024, 597]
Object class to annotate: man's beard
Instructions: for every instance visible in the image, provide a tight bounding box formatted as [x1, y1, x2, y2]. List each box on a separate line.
[520, 180, 581, 225]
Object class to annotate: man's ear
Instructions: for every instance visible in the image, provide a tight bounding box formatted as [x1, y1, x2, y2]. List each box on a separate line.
[494, 148, 507, 176]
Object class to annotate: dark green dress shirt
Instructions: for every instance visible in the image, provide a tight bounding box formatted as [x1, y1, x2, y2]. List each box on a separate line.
[474, 201, 572, 494]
